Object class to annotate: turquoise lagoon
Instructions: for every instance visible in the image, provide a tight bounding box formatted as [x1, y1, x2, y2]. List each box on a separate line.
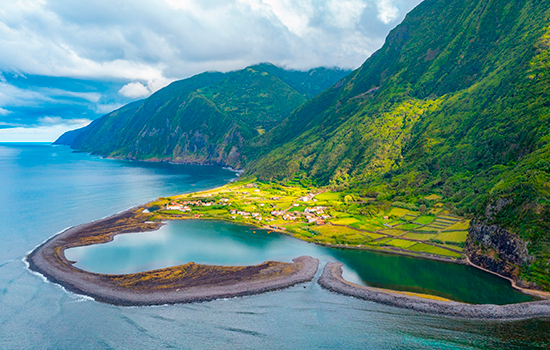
[66, 219, 532, 305]
[1, 143, 549, 349]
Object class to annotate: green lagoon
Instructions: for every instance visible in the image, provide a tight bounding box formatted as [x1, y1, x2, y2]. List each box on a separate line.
[66, 220, 533, 305]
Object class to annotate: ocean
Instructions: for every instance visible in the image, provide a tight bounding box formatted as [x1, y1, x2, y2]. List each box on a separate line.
[1, 143, 548, 349]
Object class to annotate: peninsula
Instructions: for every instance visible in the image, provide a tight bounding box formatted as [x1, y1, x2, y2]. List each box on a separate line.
[27, 179, 550, 318]
[26, 206, 319, 306]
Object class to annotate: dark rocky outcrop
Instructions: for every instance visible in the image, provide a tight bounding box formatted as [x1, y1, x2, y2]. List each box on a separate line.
[466, 222, 536, 289]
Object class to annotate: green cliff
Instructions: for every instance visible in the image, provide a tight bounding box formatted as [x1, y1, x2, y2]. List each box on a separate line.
[246, 0, 550, 289]
[56, 64, 349, 167]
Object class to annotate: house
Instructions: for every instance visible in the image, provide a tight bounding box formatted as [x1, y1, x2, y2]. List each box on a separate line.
[298, 193, 316, 202]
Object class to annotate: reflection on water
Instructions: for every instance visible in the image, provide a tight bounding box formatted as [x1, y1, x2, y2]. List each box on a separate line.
[66, 220, 534, 305]
[2, 144, 548, 349]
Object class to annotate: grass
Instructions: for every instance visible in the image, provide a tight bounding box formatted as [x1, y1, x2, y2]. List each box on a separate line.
[408, 243, 462, 258]
[332, 217, 360, 225]
[351, 221, 384, 232]
[434, 231, 469, 243]
[444, 220, 470, 231]
[403, 232, 438, 240]
[396, 223, 421, 230]
[388, 207, 410, 216]
[386, 239, 418, 249]
[151, 181, 467, 260]
[389, 219, 406, 226]
[424, 194, 442, 200]
[415, 215, 435, 225]
[315, 192, 342, 201]
[416, 226, 440, 233]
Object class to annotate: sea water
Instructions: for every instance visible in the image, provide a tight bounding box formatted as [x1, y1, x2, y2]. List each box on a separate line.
[1, 143, 549, 349]
[66, 219, 532, 304]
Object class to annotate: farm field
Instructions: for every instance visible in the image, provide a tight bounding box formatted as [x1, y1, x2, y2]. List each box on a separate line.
[148, 180, 470, 260]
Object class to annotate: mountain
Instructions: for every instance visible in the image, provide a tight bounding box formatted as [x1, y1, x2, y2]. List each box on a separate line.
[245, 0, 550, 289]
[55, 64, 350, 168]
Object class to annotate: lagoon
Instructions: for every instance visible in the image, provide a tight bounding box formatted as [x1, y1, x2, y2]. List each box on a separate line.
[66, 219, 532, 305]
[1, 143, 549, 349]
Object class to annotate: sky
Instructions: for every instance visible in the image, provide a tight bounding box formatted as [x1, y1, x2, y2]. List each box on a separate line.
[0, 0, 423, 142]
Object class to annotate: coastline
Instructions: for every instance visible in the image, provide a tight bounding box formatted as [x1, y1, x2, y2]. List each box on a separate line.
[170, 216, 549, 300]
[26, 188, 550, 316]
[318, 262, 550, 320]
[26, 207, 319, 306]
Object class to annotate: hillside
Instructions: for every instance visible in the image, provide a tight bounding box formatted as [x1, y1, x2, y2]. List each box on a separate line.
[56, 64, 349, 167]
[246, 0, 550, 289]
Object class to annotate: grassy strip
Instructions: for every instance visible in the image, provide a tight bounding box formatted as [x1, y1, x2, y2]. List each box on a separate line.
[148, 181, 468, 259]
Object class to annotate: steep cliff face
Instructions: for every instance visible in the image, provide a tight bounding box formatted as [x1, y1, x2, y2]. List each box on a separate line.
[466, 222, 536, 288]
[245, 0, 550, 290]
[57, 64, 350, 168]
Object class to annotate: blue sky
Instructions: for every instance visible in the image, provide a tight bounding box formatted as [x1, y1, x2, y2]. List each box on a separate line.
[0, 0, 422, 142]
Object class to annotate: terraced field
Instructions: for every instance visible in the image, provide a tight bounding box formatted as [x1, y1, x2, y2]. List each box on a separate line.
[148, 181, 469, 260]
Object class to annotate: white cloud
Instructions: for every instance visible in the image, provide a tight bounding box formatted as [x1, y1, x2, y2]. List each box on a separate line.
[0, 118, 91, 142]
[0, 107, 11, 115]
[38, 116, 91, 126]
[0, 0, 423, 83]
[327, 0, 368, 28]
[118, 82, 151, 98]
[45, 89, 102, 103]
[94, 103, 124, 114]
[376, 0, 399, 24]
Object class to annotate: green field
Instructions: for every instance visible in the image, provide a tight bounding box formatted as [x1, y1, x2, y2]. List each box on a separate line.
[149, 181, 467, 260]
[415, 215, 435, 225]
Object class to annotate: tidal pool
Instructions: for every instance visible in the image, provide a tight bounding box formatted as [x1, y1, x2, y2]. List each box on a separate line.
[65, 220, 534, 305]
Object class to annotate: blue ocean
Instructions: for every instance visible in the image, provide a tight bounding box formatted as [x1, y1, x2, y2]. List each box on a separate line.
[1, 143, 548, 349]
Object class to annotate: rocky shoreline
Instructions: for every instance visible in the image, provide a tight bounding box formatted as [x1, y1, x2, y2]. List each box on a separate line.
[318, 262, 550, 320]
[26, 208, 319, 306]
[26, 204, 550, 316]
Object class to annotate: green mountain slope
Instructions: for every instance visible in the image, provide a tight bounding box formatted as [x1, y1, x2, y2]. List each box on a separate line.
[246, 0, 550, 289]
[57, 64, 349, 167]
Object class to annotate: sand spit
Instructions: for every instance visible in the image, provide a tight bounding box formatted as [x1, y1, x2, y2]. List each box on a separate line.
[27, 208, 319, 306]
[318, 262, 550, 320]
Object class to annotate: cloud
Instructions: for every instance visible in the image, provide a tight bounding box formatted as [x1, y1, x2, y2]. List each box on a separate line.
[93, 103, 124, 115]
[376, 0, 399, 24]
[119, 82, 150, 98]
[38, 116, 91, 126]
[0, 118, 91, 142]
[0, 0, 423, 83]
[0, 0, 424, 142]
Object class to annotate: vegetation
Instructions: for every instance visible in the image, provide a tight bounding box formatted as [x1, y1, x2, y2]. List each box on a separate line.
[243, 0, 550, 289]
[55, 64, 350, 168]
[54, 0, 550, 289]
[147, 181, 468, 260]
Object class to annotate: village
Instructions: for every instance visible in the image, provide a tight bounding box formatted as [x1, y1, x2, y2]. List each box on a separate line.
[148, 180, 470, 261]
[163, 186, 330, 225]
